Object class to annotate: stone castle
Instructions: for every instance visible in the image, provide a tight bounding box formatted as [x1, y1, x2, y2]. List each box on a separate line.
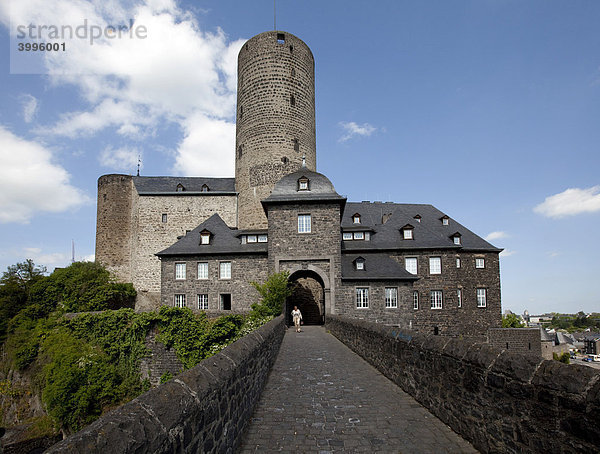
[96, 30, 502, 336]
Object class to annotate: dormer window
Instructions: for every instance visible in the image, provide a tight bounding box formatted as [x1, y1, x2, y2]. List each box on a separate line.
[414, 214, 422, 223]
[176, 183, 185, 192]
[401, 224, 414, 240]
[451, 232, 462, 245]
[355, 257, 365, 270]
[201, 184, 209, 192]
[298, 177, 309, 191]
[200, 229, 211, 245]
[441, 216, 449, 226]
[352, 214, 361, 224]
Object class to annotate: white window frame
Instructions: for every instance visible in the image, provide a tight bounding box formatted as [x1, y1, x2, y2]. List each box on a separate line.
[353, 215, 361, 224]
[162, 213, 167, 223]
[475, 258, 485, 269]
[385, 287, 398, 308]
[453, 236, 461, 245]
[477, 288, 487, 308]
[429, 257, 441, 275]
[298, 214, 311, 233]
[403, 229, 413, 240]
[258, 234, 268, 243]
[353, 231, 364, 240]
[174, 294, 186, 308]
[457, 289, 462, 308]
[247, 235, 257, 243]
[219, 261, 231, 280]
[175, 263, 186, 280]
[298, 179, 309, 190]
[413, 291, 419, 310]
[456, 258, 461, 268]
[365, 232, 370, 241]
[200, 233, 210, 245]
[430, 290, 443, 309]
[442, 217, 449, 225]
[197, 262, 208, 280]
[197, 294, 209, 310]
[405, 257, 418, 275]
[356, 287, 369, 309]
[355, 259, 365, 270]
[343, 232, 353, 241]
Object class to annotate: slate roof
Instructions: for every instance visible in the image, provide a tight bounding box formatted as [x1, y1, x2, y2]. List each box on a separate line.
[133, 176, 236, 195]
[341, 253, 420, 281]
[341, 202, 501, 252]
[156, 214, 267, 256]
[262, 169, 346, 208]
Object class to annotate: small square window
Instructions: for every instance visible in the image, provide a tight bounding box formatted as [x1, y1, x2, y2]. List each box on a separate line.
[201, 233, 210, 245]
[174, 294, 186, 308]
[442, 217, 449, 225]
[162, 213, 167, 223]
[175, 263, 186, 280]
[298, 178, 309, 191]
[298, 214, 311, 233]
[405, 257, 417, 275]
[198, 294, 209, 310]
[197, 262, 208, 280]
[403, 229, 413, 240]
[219, 262, 231, 279]
[353, 232, 364, 240]
[453, 236, 461, 245]
[355, 259, 365, 270]
[429, 257, 441, 275]
[247, 235, 257, 243]
[258, 234, 268, 243]
[343, 232, 353, 241]
[353, 215, 361, 224]
[220, 294, 232, 310]
[277, 33, 285, 44]
[476, 258, 485, 269]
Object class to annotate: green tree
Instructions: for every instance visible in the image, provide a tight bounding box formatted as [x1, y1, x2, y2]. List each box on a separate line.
[250, 271, 293, 317]
[502, 313, 525, 328]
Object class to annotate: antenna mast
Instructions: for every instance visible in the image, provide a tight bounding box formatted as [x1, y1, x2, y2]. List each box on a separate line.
[137, 155, 141, 176]
[71, 239, 75, 263]
[274, 0, 276, 30]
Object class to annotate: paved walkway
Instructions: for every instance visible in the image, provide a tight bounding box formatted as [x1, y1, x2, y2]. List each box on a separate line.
[239, 326, 477, 453]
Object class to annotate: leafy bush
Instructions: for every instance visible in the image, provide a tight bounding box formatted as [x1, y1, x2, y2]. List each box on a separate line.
[502, 313, 525, 328]
[250, 271, 292, 317]
[553, 352, 570, 364]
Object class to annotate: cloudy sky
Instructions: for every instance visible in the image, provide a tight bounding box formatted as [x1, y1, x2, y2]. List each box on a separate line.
[1, 0, 599, 315]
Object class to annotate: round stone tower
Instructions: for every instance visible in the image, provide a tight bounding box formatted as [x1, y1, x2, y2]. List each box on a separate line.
[235, 31, 316, 229]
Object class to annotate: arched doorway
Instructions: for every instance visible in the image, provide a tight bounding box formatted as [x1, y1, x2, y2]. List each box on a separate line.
[287, 270, 325, 325]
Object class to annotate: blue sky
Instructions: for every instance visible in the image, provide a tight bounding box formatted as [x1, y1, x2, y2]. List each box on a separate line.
[1, 0, 599, 315]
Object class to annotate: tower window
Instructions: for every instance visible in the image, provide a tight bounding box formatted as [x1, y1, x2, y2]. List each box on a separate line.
[293, 138, 300, 152]
[162, 213, 167, 223]
[291, 68, 296, 77]
[290, 95, 296, 106]
[238, 146, 243, 158]
[289, 44, 294, 53]
[298, 177, 309, 191]
[281, 156, 289, 164]
[277, 33, 285, 44]
[239, 105, 243, 119]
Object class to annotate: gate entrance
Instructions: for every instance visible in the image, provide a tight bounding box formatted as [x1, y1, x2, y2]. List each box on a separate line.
[286, 270, 325, 325]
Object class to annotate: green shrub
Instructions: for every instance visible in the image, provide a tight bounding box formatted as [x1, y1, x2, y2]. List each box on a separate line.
[250, 271, 293, 317]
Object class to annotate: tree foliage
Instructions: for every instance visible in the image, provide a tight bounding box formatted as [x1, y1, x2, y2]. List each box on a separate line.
[250, 271, 293, 317]
[502, 313, 525, 328]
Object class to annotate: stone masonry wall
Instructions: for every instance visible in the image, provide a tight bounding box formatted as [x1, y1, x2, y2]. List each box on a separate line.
[160, 254, 268, 312]
[326, 316, 600, 453]
[488, 328, 543, 357]
[46, 315, 286, 454]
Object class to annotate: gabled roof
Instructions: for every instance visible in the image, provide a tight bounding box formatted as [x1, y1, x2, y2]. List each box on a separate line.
[133, 176, 236, 195]
[341, 202, 501, 252]
[341, 253, 420, 281]
[262, 169, 346, 207]
[156, 214, 267, 257]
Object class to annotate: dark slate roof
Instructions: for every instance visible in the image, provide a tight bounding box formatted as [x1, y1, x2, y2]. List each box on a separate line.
[341, 253, 420, 281]
[262, 169, 346, 206]
[133, 176, 236, 194]
[156, 214, 267, 256]
[341, 202, 501, 252]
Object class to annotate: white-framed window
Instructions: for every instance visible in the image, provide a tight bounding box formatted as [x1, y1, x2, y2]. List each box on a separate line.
[453, 236, 461, 245]
[403, 229, 413, 240]
[429, 257, 441, 275]
[174, 294, 186, 308]
[343, 232, 353, 240]
[405, 257, 418, 275]
[356, 287, 369, 308]
[200, 233, 210, 245]
[413, 291, 419, 310]
[457, 289, 462, 308]
[353, 214, 361, 224]
[456, 258, 461, 268]
[365, 232, 370, 241]
[298, 178, 309, 190]
[477, 288, 487, 308]
[298, 214, 311, 233]
[385, 287, 398, 308]
[175, 263, 186, 280]
[197, 294, 209, 310]
[430, 290, 443, 309]
[475, 258, 485, 269]
[258, 234, 268, 243]
[219, 261, 231, 279]
[442, 217, 449, 225]
[247, 235, 257, 243]
[197, 262, 208, 279]
[353, 232, 364, 240]
[162, 213, 167, 223]
[355, 258, 365, 270]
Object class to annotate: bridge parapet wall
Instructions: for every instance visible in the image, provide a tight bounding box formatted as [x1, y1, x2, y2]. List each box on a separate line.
[326, 316, 600, 453]
[46, 315, 286, 454]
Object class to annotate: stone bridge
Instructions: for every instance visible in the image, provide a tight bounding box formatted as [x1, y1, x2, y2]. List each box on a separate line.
[47, 316, 600, 453]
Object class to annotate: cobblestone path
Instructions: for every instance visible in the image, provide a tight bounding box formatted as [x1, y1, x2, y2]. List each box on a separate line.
[239, 326, 477, 453]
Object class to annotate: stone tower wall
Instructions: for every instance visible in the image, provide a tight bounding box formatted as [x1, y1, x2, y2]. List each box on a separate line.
[95, 175, 135, 282]
[236, 31, 316, 229]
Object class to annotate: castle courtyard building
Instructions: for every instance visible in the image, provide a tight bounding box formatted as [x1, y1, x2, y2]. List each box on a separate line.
[96, 31, 502, 337]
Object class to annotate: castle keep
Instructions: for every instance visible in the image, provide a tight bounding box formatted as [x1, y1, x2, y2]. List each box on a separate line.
[96, 31, 502, 336]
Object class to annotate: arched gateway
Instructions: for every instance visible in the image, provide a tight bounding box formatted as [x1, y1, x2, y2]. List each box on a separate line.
[287, 269, 326, 325]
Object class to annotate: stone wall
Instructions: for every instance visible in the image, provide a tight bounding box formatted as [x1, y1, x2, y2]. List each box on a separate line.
[488, 328, 544, 357]
[160, 254, 268, 312]
[46, 316, 286, 454]
[326, 316, 600, 453]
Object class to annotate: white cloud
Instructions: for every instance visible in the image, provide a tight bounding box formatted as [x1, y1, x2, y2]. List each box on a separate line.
[338, 121, 377, 142]
[485, 231, 509, 241]
[23, 247, 70, 267]
[0, 125, 89, 223]
[172, 113, 235, 176]
[500, 249, 516, 257]
[99, 146, 140, 172]
[5, 0, 244, 169]
[534, 186, 600, 218]
[20, 94, 39, 123]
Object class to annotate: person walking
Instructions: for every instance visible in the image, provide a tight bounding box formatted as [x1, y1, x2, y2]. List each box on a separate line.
[291, 306, 302, 332]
